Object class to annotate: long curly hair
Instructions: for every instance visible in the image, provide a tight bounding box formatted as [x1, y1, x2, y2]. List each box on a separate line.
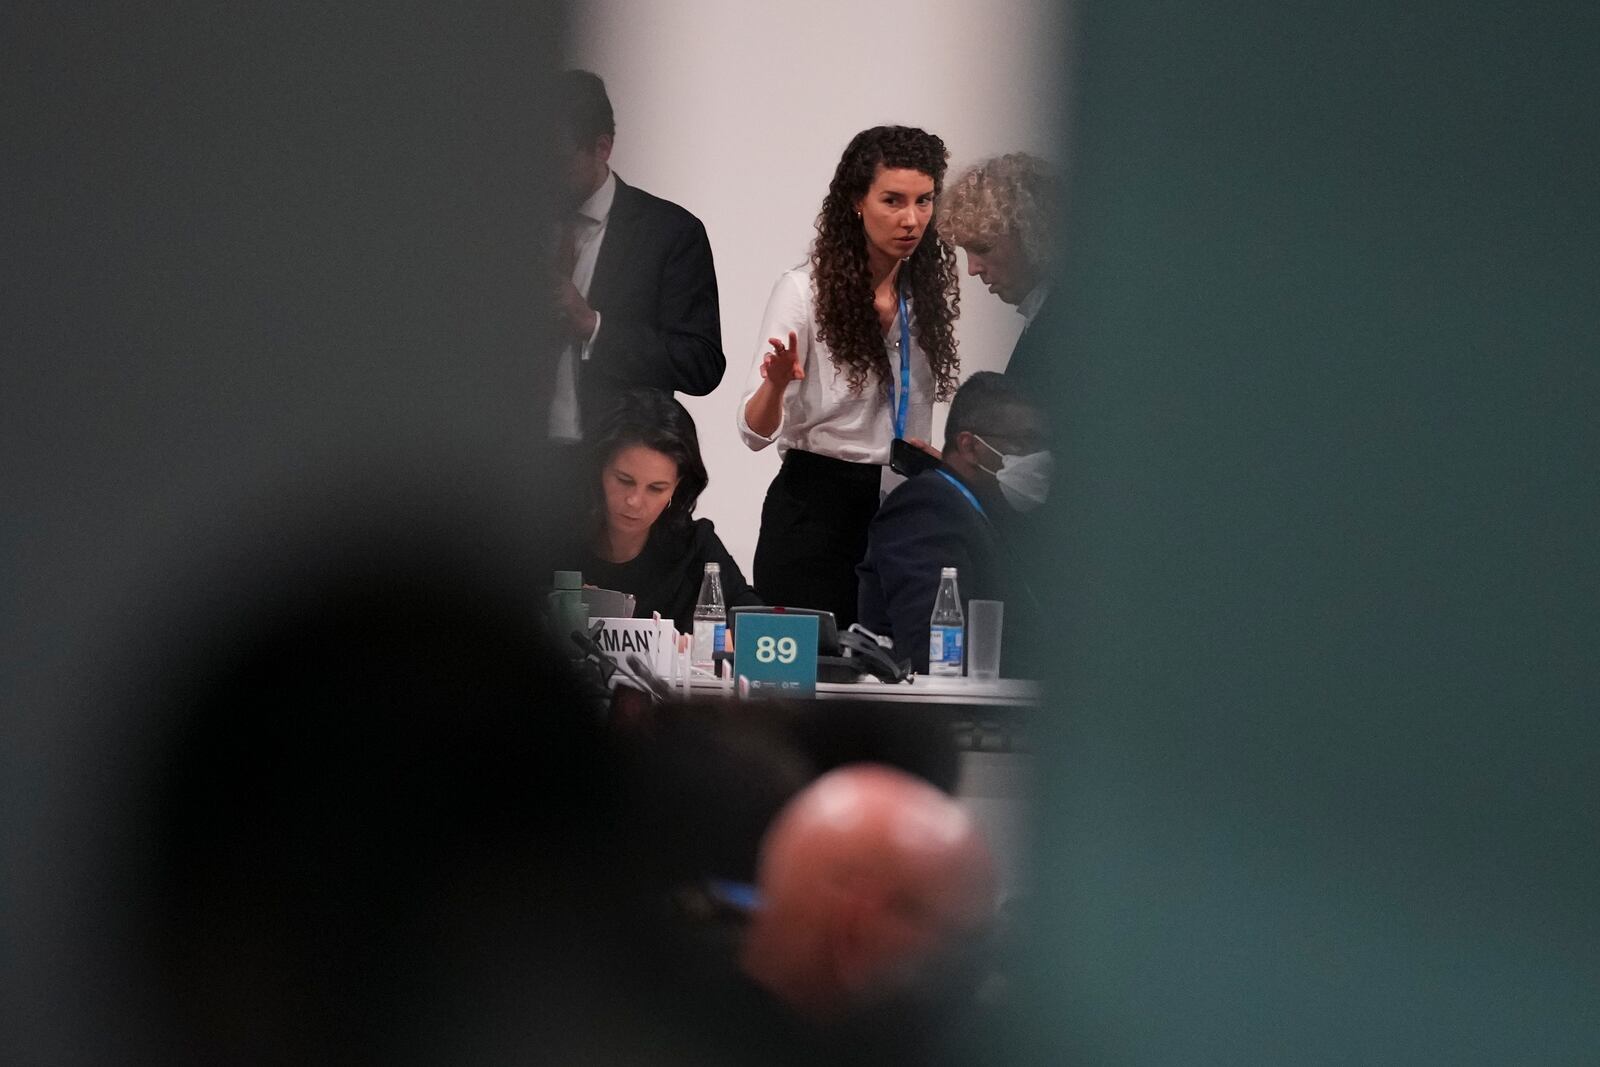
[811, 126, 961, 401]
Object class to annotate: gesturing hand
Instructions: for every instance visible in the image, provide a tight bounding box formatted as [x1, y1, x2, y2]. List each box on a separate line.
[760, 331, 804, 387]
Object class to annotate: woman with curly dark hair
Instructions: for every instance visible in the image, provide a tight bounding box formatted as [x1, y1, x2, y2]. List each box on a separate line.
[736, 126, 961, 628]
[572, 390, 760, 633]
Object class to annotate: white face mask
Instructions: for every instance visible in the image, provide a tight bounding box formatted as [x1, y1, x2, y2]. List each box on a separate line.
[973, 434, 1054, 512]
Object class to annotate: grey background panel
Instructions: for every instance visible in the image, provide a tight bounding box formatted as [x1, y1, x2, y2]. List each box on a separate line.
[3, 3, 568, 1059]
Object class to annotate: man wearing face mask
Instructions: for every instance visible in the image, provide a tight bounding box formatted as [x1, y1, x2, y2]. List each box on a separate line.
[857, 372, 1052, 674]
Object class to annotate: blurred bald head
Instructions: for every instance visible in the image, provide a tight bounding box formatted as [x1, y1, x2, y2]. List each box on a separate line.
[740, 765, 997, 1022]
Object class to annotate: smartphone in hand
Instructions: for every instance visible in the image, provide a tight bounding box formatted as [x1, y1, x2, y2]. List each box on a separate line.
[889, 437, 942, 478]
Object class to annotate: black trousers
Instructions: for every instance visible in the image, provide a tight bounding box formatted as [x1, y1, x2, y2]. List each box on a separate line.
[752, 449, 882, 629]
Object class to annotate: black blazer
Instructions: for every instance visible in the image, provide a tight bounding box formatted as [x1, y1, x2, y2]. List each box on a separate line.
[1000, 290, 1065, 400]
[579, 176, 726, 430]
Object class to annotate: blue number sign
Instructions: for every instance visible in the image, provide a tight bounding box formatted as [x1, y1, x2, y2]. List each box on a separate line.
[733, 612, 819, 697]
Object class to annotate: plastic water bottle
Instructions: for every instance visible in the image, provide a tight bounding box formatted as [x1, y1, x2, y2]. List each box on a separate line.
[928, 566, 965, 677]
[548, 570, 587, 657]
[692, 562, 726, 669]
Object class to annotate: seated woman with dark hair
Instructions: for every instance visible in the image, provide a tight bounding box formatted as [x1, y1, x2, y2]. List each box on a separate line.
[574, 390, 761, 633]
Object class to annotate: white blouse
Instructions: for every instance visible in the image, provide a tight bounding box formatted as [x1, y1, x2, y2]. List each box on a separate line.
[736, 265, 934, 466]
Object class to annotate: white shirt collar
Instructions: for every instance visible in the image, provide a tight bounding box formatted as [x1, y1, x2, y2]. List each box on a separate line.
[576, 168, 617, 226]
[1018, 282, 1050, 325]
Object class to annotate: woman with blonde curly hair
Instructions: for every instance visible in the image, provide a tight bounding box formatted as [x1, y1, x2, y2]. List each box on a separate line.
[736, 126, 961, 627]
[938, 152, 1061, 391]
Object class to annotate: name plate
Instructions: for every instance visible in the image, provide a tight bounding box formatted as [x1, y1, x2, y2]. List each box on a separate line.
[588, 617, 676, 674]
[733, 612, 818, 696]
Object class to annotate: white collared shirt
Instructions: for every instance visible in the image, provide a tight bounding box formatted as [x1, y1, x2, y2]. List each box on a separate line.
[548, 169, 617, 441]
[1018, 282, 1050, 327]
[736, 264, 934, 466]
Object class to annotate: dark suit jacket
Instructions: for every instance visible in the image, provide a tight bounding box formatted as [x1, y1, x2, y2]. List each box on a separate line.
[579, 176, 725, 430]
[1000, 290, 1064, 400]
[856, 469, 1006, 673]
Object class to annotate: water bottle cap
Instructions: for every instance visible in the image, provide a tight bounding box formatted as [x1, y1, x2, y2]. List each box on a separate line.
[940, 566, 957, 578]
[705, 562, 721, 574]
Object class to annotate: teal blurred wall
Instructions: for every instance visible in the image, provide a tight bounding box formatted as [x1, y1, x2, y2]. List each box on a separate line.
[1026, 2, 1599, 1061]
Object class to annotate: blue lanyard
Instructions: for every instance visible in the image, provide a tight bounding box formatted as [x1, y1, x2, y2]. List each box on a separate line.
[707, 878, 762, 912]
[891, 275, 912, 440]
[936, 469, 989, 521]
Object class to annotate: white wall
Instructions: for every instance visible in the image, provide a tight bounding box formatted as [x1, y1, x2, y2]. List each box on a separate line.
[570, 0, 1063, 573]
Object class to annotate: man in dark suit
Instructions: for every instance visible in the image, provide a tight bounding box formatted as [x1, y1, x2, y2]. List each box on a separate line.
[937, 154, 1061, 396]
[548, 71, 725, 441]
[857, 373, 1051, 673]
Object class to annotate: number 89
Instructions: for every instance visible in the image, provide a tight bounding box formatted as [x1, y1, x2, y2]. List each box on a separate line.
[754, 635, 798, 664]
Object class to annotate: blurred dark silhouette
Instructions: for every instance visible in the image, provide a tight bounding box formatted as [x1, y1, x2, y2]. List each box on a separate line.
[138, 508, 660, 1064]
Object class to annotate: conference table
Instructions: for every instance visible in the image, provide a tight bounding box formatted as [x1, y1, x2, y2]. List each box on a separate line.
[600, 668, 1039, 896]
[679, 673, 1041, 752]
[685, 673, 1038, 705]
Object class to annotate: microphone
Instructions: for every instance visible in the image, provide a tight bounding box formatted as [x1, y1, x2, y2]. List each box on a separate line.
[572, 629, 668, 701]
[625, 652, 674, 702]
[570, 629, 618, 686]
